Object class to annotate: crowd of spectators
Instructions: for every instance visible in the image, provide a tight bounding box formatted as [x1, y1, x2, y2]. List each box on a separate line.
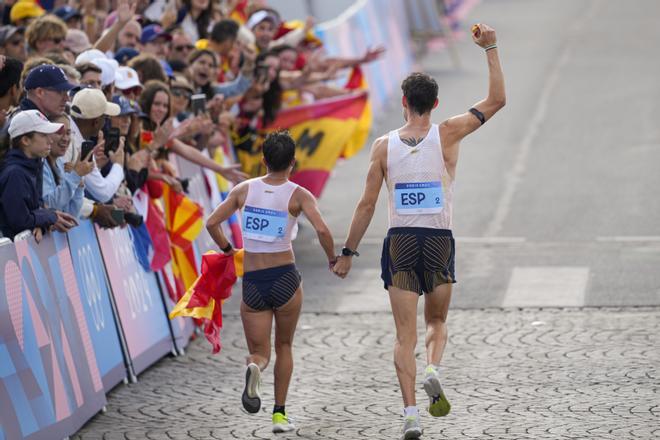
[0, 0, 384, 243]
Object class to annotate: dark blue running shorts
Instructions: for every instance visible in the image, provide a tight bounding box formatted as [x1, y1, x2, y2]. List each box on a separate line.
[242, 264, 301, 311]
[381, 227, 456, 295]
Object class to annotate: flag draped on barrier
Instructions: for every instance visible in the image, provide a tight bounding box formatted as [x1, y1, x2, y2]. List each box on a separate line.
[169, 250, 244, 353]
[236, 90, 370, 198]
[163, 184, 204, 300]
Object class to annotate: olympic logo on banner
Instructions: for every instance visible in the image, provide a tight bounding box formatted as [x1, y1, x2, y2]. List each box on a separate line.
[77, 244, 105, 332]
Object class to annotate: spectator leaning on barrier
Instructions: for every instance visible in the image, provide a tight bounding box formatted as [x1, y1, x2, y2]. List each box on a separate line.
[68, 87, 125, 206]
[42, 113, 91, 217]
[0, 109, 78, 241]
[0, 25, 27, 61]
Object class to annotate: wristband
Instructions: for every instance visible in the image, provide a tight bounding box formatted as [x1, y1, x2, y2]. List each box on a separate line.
[484, 44, 498, 52]
[91, 204, 98, 218]
[469, 107, 486, 125]
[221, 242, 233, 253]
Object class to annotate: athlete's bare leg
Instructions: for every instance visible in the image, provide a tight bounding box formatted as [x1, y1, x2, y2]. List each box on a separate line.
[424, 283, 452, 366]
[241, 301, 273, 370]
[388, 287, 420, 407]
[273, 286, 303, 406]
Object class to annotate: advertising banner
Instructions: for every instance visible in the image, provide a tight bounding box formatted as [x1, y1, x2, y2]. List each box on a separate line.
[0, 234, 105, 440]
[66, 221, 127, 391]
[157, 263, 195, 353]
[95, 226, 174, 375]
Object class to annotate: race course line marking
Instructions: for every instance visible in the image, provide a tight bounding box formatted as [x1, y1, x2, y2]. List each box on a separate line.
[503, 266, 589, 308]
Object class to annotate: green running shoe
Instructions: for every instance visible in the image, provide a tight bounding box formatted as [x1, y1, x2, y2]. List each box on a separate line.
[423, 366, 451, 417]
[401, 415, 422, 439]
[242, 363, 261, 413]
[272, 412, 295, 433]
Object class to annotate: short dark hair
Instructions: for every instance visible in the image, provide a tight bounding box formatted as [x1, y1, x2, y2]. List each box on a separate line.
[210, 19, 239, 44]
[0, 58, 23, 97]
[401, 72, 438, 115]
[76, 62, 102, 76]
[263, 130, 295, 172]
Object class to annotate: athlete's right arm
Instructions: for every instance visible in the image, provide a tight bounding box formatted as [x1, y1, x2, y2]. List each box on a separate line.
[441, 24, 506, 145]
[333, 137, 387, 278]
[205, 183, 248, 252]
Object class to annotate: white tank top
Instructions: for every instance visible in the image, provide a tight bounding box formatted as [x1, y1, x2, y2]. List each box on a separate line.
[242, 177, 299, 253]
[386, 124, 454, 230]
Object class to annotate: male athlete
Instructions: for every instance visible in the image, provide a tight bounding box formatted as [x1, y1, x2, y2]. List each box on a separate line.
[332, 24, 505, 439]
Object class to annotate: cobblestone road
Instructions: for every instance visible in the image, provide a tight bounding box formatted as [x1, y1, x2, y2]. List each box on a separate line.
[73, 307, 659, 439]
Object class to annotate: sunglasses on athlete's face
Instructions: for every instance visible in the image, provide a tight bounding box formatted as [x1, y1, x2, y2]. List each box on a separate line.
[171, 88, 191, 99]
[173, 44, 194, 52]
[7, 38, 24, 46]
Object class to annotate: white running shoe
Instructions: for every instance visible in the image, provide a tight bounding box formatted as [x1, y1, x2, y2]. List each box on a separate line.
[242, 363, 261, 413]
[401, 415, 422, 439]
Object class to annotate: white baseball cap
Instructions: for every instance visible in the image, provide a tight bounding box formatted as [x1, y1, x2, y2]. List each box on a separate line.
[70, 88, 120, 119]
[75, 49, 106, 65]
[91, 58, 119, 87]
[114, 66, 143, 91]
[8, 110, 64, 139]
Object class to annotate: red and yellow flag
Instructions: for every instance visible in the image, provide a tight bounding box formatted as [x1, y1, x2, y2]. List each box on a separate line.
[236, 90, 369, 197]
[163, 184, 204, 250]
[342, 66, 372, 159]
[169, 250, 244, 353]
[163, 184, 204, 299]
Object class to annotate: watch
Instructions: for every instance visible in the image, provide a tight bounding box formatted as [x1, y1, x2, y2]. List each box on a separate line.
[341, 247, 359, 257]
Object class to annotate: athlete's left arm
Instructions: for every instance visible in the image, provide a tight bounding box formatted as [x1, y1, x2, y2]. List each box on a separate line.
[441, 24, 506, 149]
[298, 188, 336, 264]
[205, 183, 246, 252]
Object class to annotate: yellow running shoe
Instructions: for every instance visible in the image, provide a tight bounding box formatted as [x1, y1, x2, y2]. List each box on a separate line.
[423, 366, 451, 417]
[272, 412, 295, 433]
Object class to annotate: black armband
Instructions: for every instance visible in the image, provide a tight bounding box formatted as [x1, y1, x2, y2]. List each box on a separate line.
[469, 107, 486, 125]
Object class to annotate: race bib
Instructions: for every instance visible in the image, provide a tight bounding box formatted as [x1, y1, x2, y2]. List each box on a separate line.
[243, 205, 288, 242]
[394, 182, 443, 215]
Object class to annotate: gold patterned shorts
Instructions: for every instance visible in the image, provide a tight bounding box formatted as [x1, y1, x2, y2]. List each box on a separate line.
[381, 227, 456, 295]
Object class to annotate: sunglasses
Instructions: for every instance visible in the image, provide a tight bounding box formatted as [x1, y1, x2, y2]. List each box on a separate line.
[173, 44, 194, 52]
[48, 37, 64, 44]
[171, 88, 191, 99]
[7, 38, 24, 46]
[122, 86, 142, 96]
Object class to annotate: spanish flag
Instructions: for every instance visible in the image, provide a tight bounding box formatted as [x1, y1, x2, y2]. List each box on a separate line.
[169, 250, 244, 353]
[342, 66, 372, 159]
[236, 90, 369, 197]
